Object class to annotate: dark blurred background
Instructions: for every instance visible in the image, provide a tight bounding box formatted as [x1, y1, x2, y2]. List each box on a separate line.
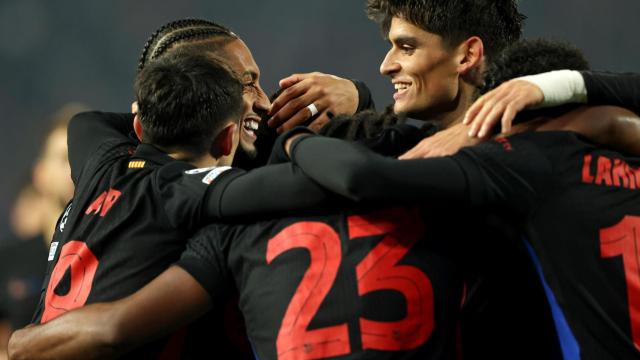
[0, 0, 638, 241]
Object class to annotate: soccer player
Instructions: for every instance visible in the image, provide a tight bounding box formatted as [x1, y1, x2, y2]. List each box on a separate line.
[8, 40, 640, 355]
[284, 112, 640, 360]
[29, 48, 367, 359]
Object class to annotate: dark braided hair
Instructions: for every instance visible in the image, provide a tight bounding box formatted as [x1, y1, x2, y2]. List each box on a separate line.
[138, 18, 237, 72]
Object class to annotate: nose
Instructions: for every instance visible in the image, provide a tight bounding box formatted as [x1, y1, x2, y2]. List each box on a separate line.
[253, 86, 270, 113]
[380, 50, 400, 76]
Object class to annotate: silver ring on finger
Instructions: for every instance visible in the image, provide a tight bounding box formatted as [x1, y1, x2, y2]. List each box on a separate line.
[306, 103, 319, 117]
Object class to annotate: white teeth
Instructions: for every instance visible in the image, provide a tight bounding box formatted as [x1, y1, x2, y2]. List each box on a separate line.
[243, 119, 259, 131]
[394, 83, 410, 90]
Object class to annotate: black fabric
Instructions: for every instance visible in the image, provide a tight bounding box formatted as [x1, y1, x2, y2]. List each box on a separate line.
[178, 208, 464, 360]
[352, 79, 376, 112]
[290, 131, 640, 359]
[34, 110, 343, 358]
[582, 71, 640, 113]
[289, 134, 561, 358]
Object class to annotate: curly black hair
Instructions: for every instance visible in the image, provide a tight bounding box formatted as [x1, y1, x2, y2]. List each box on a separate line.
[482, 38, 590, 93]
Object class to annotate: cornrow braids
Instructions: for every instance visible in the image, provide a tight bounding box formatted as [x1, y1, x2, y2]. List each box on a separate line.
[138, 18, 236, 72]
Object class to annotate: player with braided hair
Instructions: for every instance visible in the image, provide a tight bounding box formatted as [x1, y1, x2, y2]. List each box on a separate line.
[137, 18, 233, 71]
[134, 18, 270, 163]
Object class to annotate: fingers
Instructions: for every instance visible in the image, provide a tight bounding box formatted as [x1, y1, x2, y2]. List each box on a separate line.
[463, 97, 483, 126]
[278, 73, 313, 89]
[466, 79, 546, 138]
[500, 101, 520, 134]
[308, 115, 331, 133]
[275, 103, 318, 133]
[399, 138, 434, 160]
[468, 97, 498, 137]
[268, 80, 310, 118]
[398, 146, 421, 160]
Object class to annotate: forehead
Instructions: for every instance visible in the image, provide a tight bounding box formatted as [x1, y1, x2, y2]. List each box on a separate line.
[219, 39, 260, 77]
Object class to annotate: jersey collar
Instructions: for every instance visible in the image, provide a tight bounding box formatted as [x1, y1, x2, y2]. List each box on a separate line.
[132, 143, 175, 166]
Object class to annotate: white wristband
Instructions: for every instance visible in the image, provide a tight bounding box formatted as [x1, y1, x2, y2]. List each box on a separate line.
[517, 70, 587, 109]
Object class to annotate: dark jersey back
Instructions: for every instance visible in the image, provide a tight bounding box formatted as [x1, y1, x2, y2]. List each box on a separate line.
[460, 131, 640, 359]
[179, 207, 464, 360]
[32, 111, 248, 359]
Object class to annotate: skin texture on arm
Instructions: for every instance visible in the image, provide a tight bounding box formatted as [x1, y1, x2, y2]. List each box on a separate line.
[398, 122, 482, 159]
[530, 105, 640, 155]
[8, 267, 211, 360]
[464, 71, 640, 140]
[401, 104, 640, 159]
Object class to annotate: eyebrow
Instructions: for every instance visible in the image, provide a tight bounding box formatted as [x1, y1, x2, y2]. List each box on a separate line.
[392, 35, 419, 46]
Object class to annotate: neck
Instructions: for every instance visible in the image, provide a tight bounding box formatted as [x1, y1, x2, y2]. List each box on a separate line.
[168, 152, 221, 168]
[441, 81, 477, 129]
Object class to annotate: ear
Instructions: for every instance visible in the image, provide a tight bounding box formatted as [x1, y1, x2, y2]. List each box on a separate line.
[133, 114, 144, 142]
[457, 36, 485, 83]
[211, 123, 237, 158]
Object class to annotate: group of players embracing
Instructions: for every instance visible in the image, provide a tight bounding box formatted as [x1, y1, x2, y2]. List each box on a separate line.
[7, 0, 640, 359]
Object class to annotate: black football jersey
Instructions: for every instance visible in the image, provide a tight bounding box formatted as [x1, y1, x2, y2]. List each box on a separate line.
[288, 130, 640, 359]
[32, 111, 342, 359]
[179, 207, 464, 359]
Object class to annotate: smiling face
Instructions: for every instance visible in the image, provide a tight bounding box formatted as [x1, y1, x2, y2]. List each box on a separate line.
[380, 17, 461, 120]
[217, 39, 270, 157]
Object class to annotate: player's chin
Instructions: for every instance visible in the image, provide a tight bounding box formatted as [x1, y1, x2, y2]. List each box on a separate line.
[394, 101, 418, 117]
[240, 138, 258, 159]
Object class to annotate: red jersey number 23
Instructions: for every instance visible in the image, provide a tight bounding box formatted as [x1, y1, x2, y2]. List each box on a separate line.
[267, 208, 434, 359]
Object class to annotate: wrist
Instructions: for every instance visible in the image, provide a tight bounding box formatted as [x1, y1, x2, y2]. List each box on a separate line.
[518, 70, 587, 108]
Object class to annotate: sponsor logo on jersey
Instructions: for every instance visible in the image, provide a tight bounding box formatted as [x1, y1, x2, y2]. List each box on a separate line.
[59, 203, 72, 233]
[48, 242, 59, 261]
[185, 166, 217, 175]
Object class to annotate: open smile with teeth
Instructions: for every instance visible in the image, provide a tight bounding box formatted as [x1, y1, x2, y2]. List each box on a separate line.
[393, 82, 411, 99]
[242, 118, 260, 138]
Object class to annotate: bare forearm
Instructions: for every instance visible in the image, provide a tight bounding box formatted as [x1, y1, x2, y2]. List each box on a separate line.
[8, 304, 125, 360]
[536, 106, 640, 155]
[9, 267, 212, 360]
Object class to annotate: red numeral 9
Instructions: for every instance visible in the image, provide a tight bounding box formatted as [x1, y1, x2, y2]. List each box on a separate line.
[42, 241, 99, 323]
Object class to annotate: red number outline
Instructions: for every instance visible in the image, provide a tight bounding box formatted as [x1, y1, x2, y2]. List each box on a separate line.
[600, 215, 640, 350]
[267, 208, 434, 358]
[42, 240, 99, 323]
[349, 208, 434, 350]
[267, 222, 350, 359]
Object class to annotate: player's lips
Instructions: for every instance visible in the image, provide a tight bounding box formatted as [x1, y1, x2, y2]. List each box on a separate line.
[242, 116, 260, 139]
[392, 81, 411, 101]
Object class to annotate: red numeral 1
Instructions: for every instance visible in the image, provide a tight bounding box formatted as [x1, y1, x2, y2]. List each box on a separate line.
[349, 208, 434, 350]
[600, 215, 640, 350]
[41, 241, 99, 323]
[267, 222, 350, 359]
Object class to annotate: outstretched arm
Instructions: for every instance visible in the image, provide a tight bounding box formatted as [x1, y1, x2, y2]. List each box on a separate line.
[465, 71, 640, 139]
[8, 267, 211, 360]
[285, 132, 545, 213]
